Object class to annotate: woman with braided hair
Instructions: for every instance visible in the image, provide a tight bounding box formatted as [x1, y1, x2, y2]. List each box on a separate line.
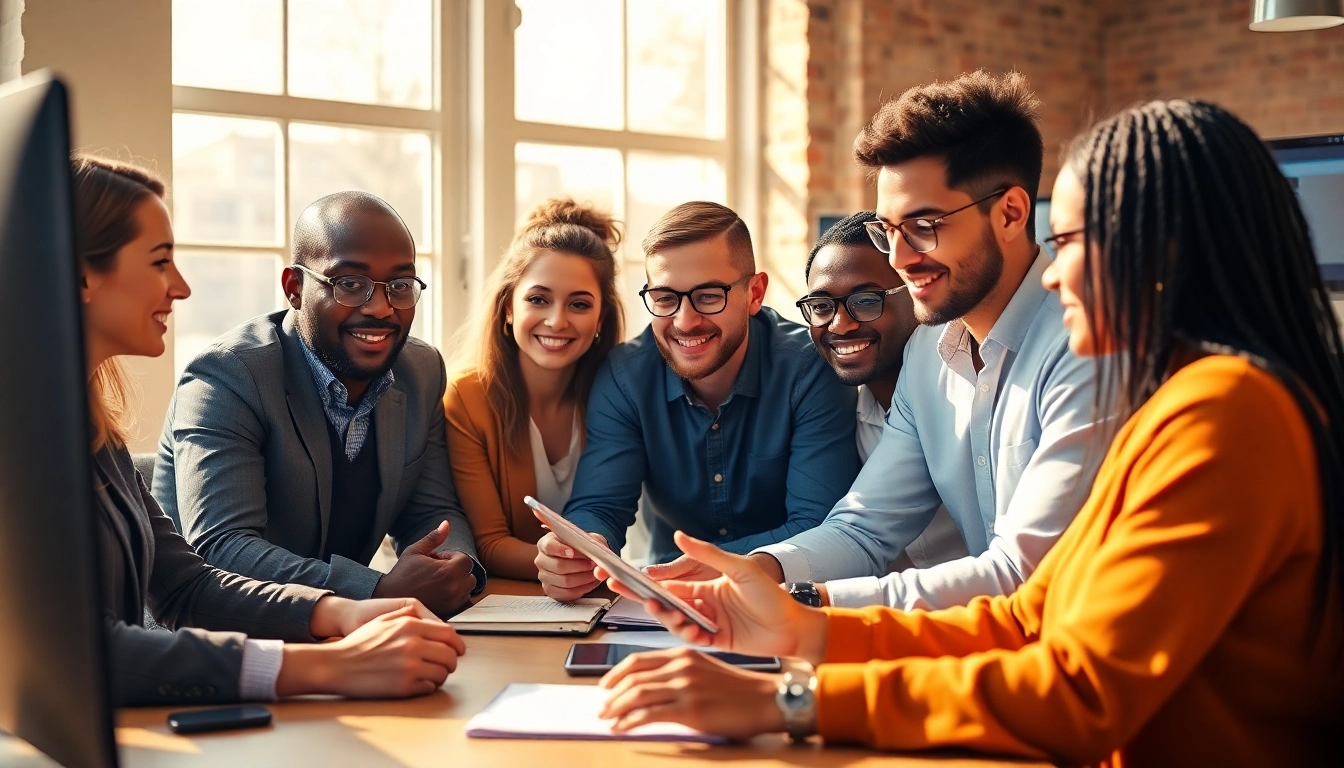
[594, 99, 1344, 766]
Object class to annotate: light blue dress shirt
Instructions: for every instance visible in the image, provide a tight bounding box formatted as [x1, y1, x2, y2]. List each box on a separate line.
[756, 253, 1107, 610]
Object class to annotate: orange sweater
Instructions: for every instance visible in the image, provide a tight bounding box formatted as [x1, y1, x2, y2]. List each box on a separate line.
[443, 370, 547, 580]
[816, 355, 1343, 766]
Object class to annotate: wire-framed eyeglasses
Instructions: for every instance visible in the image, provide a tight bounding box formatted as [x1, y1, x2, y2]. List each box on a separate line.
[292, 264, 426, 310]
[795, 285, 908, 328]
[863, 189, 1008, 254]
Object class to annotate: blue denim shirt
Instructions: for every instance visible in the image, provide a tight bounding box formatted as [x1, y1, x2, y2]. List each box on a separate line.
[563, 307, 860, 564]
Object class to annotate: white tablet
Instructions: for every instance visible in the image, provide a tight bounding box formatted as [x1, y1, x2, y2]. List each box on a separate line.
[525, 496, 720, 636]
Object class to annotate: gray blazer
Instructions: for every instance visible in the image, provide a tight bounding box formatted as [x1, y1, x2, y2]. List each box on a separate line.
[95, 443, 326, 706]
[154, 310, 481, 600]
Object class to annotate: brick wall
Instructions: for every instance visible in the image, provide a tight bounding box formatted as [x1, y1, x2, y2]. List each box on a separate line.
[756, 1, 1344, 296]
[1103, 0, 1344, 138]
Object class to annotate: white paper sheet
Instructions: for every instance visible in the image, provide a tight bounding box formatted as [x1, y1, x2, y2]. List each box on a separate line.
[465, 683, 727, 743]
[449, 595, 608, 625]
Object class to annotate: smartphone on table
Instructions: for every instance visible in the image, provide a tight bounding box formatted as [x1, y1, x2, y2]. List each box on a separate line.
[167, 705, 272, 734]
[564, 643, 780, 676]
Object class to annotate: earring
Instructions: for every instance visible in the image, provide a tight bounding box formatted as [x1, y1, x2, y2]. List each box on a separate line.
[594, 330, 601, 342]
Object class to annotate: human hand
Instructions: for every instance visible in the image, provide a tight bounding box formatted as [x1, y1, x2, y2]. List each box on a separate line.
[308, 595, 438, 639]
[373, 521, 477, 616]
[604, 531, 828, 662]
[534, 531, 607, 602]
[277, 605, 467, 698]
[640, 554, 721, 582]
[598, 648, 784, 739]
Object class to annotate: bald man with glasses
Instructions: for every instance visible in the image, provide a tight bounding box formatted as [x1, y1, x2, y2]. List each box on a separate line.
[154, 192, 484, 618]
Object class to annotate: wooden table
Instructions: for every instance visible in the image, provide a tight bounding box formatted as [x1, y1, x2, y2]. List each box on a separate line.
[2, 580, 1048, 767]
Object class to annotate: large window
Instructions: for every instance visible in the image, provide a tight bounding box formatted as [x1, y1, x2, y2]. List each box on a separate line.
[511, 0, 731, 337]
[170, 0, 440, 375]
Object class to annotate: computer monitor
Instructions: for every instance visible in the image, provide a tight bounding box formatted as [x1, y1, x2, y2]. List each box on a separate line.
[1267, 133, 1344, 288]
[0, 74, 118, 768]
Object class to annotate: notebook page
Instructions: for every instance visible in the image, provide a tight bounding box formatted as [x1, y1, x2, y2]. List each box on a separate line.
[450, 595, 608, 624]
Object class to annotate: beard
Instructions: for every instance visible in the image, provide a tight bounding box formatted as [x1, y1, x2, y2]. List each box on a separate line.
[912, 225, 1004, 327]
[655, 319, 749, 382]
[304, 316, 410, 385]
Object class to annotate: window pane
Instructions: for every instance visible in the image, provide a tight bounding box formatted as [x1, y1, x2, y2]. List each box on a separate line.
[288, 0, 433, 109]
[515, 0, 623, 129]
[623, 152, 726, 337]
[412, 256, 434, 344]
[515, 143, 624, 226]
[174, 252, 285, 377]
[627, 0, 726, 138]
[173, 114, 283, 246]
[289, 123, 433, 250]
[172, 0, 282, 94]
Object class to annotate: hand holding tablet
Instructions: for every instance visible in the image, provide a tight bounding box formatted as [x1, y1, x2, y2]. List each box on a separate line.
[525, 496, 720, 636]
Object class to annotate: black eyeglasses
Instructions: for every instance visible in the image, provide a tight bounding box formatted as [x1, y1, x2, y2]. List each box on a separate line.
[1041, 228, 1084, 259]
[795, 286, 908, 328]
[292, 264, 426, 310]
[640, 274, 753, 317]
[864, 189, 1009, 254]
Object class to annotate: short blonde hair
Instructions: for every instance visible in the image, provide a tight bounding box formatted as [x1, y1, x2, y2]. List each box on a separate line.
[641, 201, 754, 275]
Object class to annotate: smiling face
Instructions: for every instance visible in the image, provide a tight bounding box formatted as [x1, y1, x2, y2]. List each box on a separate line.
[1041, 165, 1111, 357]
[874, 158, 1006, 327]
[508, 250, 603, 374]
[805, 242, 917, 387]
[645, 233, 765, 382]
[283, 208, 417, 390]
[82, 195, 191, 363]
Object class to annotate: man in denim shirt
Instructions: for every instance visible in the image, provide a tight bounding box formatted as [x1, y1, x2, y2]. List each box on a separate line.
[535, 202, 859, 601]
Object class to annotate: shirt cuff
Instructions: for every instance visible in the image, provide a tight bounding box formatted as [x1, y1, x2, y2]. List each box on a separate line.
[821, 576, 885, 608]
[469, 558, 488, 596]
[749, 542, 813, 583]
[239, 638, 284, 701]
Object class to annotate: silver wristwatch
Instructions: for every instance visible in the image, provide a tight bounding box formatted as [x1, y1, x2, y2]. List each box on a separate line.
[774, 659, 817, 743]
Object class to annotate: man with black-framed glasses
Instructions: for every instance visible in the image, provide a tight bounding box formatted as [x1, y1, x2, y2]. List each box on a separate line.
[155, 192, 485, 620]
[646, 73, 1108, 615]
[534, 201, 859, 602]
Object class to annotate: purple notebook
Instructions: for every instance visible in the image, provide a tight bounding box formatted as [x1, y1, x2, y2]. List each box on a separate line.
[465, 684, 729, 744]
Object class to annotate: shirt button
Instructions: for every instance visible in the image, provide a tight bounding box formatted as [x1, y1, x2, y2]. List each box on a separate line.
[713, 473, 723, 482]
[977, 455, 987, 466]
[979, 383, 988, 393]
[718, 528, 728, 536]
[711, 423, 720, 430]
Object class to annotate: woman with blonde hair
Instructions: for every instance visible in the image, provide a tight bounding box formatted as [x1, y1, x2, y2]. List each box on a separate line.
[76, 154, 467, 705]
[445, 198, 623, 580]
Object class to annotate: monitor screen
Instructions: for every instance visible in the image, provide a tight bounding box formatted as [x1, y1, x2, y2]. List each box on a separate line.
[1268, 133, 1344, 286]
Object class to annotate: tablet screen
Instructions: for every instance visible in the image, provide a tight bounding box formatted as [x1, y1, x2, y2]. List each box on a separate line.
[525, 496, 719, 635]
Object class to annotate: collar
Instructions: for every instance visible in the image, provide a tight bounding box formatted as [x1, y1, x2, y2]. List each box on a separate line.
[936, 249, 1052, 365]
[856, 384, 887, 425]
[662, 310, 766, 404]
[298, 334, 395, 414]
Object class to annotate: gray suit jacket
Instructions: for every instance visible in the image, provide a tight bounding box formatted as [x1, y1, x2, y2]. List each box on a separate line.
[154, 310, 482, 599]
[96, 443, 326, 706]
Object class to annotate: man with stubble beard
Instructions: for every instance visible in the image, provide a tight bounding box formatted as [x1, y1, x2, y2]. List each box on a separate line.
[155, 192, 484, 617]
[534, 201, 860, 602]
[648, 72, 1107, 613]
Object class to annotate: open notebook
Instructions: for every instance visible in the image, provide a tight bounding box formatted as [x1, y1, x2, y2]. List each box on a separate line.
[465, 684, 727, 743]
[449, 595, 613, 635]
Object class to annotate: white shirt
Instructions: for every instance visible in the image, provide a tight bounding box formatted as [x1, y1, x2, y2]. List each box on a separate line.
[529, 416, 582, 515]
[757, 254, 1105, 610]
[855, 385, 968, 571]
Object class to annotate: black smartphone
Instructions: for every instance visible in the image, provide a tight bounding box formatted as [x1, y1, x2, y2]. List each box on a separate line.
[564, 643, 781, 676]
[166, 705, 273, 734]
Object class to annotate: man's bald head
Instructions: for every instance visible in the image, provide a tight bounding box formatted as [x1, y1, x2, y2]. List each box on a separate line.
[292, 191, 414, 267]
